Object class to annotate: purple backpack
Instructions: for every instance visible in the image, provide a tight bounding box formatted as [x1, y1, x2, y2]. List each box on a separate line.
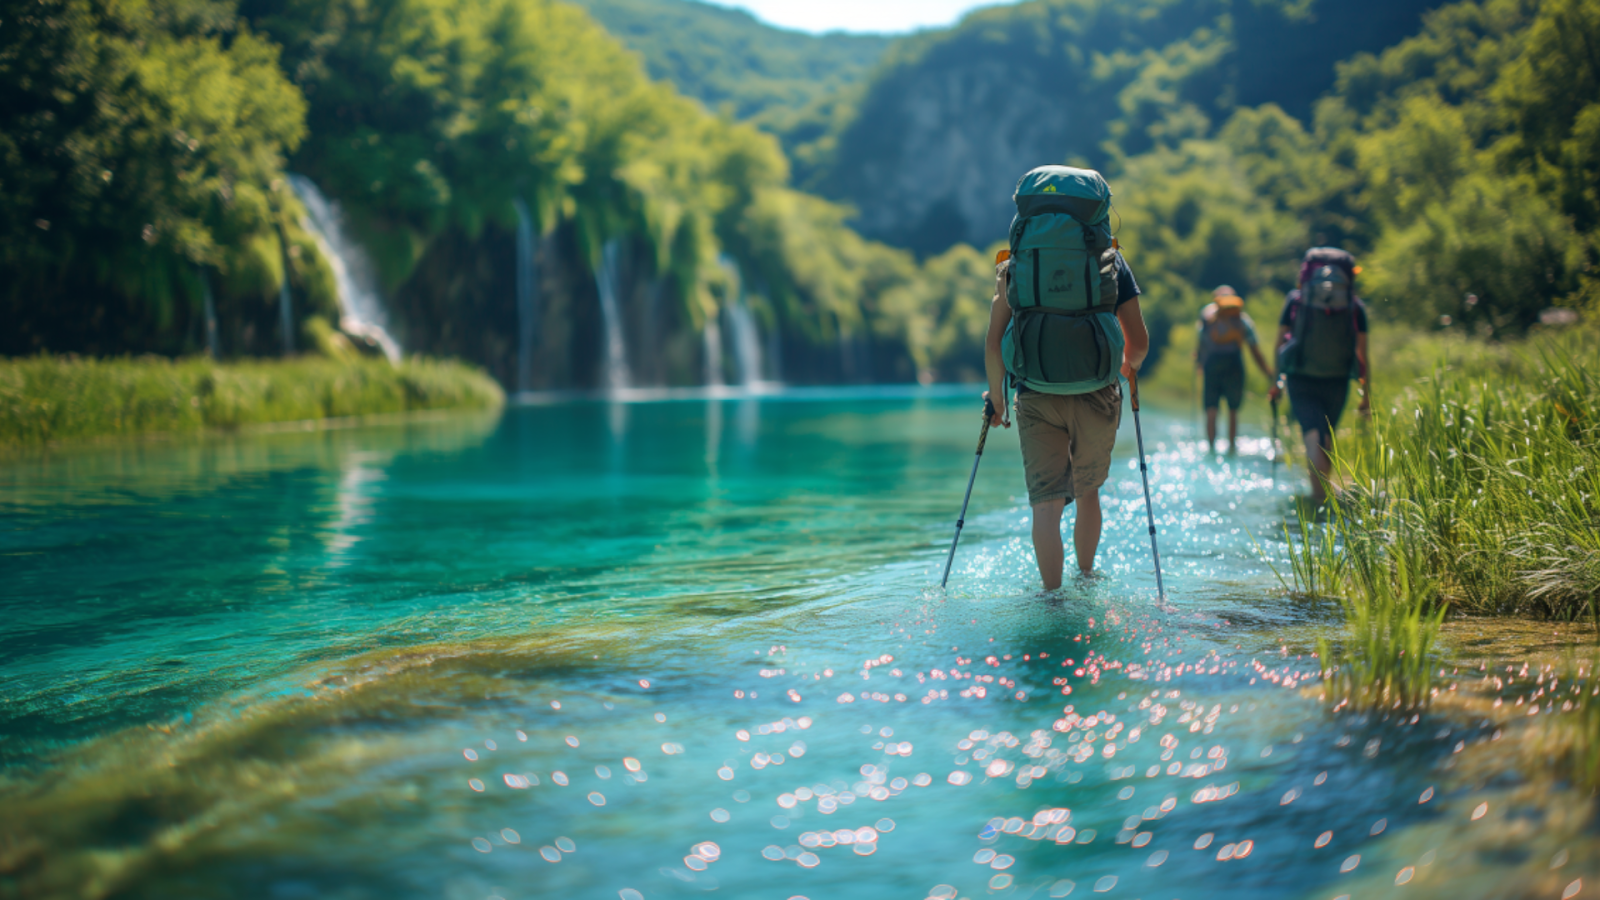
[1278, 248, 1363, 379]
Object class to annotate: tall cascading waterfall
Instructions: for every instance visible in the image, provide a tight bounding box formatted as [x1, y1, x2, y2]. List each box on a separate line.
[594, 238, 631, 392]
[703, 315, 725, 389]
[288, 175, 402, 363]
[717, 254, 764, 387]
[512, 199, 538, 393]
[725, 303, 762, 386]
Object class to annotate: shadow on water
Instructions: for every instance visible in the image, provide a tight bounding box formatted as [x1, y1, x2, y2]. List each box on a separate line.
[0, 391, 1594, 899]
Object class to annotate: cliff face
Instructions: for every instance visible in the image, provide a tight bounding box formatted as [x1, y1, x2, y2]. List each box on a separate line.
[819, 0, 1443, 257]
[829, 55, 1125, 256]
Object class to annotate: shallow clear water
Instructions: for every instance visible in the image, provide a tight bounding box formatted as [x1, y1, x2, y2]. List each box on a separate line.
[0, 390, 1591, 900]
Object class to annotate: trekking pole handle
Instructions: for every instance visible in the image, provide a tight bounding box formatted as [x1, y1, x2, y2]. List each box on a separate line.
[977, 399, 995, 455]
[1127, 370, 1140, 412]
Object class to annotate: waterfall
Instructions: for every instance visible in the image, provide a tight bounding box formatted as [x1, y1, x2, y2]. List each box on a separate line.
[716, 255, 764, 387]
[725, 302, 764, 387]
[513, 199, 537, 393]
[703, 316, 725, 389]
[288, 175, 402, 363]
[594, 239, 631, 392]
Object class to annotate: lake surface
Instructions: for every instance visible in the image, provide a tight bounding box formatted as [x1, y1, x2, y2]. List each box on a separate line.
[1, 389, 1592, 900]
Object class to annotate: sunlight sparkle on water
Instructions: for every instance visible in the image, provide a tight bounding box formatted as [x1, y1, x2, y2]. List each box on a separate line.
[6, 397, 1596, 899]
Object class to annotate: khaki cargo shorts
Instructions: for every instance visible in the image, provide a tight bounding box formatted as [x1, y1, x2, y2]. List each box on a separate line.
[1016, 383, 1123, 506]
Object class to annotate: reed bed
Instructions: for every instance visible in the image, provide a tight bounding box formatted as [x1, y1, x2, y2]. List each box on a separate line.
[0, 354, 504, 446]
[1254, 325, 1600, 709]
[1336, 328, 1600, 620]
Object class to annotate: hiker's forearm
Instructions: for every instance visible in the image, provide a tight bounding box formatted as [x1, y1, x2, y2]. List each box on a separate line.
[985, 335, 1006, 399]
[985, 294, 1009, 400]
[1117, 298, 1149, 370]
[1250, 343, 1272, 378]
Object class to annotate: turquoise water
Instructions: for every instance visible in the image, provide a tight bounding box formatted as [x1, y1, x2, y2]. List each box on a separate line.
[0, 390, 1591, 899]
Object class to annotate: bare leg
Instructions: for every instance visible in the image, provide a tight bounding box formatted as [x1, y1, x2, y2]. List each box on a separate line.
[1031, 498, 1066, 590]
[1303, 428, 1332, 504]
[1074, 489, 1102, 576]
[1227, 408, 1239, 455]
[1204, 408, 1219, 453]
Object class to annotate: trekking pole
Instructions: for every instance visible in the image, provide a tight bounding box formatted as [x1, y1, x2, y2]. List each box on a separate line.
[1270, 376, 1282, 470]
[1191, 366, 1200, 437]
[941, 399, 995, 588]
[1128, 372, 1168, 605]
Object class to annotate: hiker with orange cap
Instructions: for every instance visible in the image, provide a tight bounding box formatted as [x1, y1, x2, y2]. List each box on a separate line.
[1195, 285, 1272, 454]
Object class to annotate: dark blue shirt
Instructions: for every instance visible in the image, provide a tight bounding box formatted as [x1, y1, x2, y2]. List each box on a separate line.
[1113, 253, 1140, 307]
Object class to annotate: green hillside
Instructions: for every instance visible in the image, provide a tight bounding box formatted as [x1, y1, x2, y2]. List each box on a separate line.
[810, 0, 1447, 256]
[3, 0, 1594, 392]
[569, 0, 888, 170]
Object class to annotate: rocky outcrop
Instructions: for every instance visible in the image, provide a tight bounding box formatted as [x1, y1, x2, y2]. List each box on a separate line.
[820, 0, 1441, 257]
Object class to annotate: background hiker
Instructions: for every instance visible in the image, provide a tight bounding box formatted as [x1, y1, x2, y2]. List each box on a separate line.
[983, 166, 1149, 590]
[1195, 285, 1273, 454]
[1270, 247, 1371, 505]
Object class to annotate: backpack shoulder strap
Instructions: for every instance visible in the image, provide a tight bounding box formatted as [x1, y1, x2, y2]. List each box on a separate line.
[1286, 289, 1309, 342]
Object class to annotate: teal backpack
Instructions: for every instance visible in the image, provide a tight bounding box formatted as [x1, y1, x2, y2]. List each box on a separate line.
[1001, 166, 1125, 395]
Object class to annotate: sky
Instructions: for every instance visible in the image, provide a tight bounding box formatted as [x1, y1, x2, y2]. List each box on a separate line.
[703, 0, 1023, 34]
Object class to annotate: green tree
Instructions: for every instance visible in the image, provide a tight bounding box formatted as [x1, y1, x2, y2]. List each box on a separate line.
[1, 0, 308, 354]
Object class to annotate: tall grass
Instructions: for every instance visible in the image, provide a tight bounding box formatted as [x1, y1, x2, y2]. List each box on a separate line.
[1315, 531, 1448, 711]
[1256, 325, 1600, 709]
[1332, 329, 1600, 620]
[0, 354, 504, 446]
[1283, 494, 1449, 711]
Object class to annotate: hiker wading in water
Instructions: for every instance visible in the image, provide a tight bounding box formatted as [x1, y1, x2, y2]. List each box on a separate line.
[983, 166, 1149, 590]
[1195, 285, 1273, 455]
[1270, 247, 1372, 505]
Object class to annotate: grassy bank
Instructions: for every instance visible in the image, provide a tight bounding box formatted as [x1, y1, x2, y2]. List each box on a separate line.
[1331, 326, 1600, 620]
[0, 355, 504, 446]
[1235, 323, 1600, 710]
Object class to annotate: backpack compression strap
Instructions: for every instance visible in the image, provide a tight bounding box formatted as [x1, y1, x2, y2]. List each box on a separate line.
[1015, 302, 1118, 318]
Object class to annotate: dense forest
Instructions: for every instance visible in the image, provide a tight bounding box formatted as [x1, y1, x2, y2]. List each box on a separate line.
[2, 0, 1595, 390]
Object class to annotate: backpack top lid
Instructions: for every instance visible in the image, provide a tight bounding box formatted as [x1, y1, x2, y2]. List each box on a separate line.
[1014, 166, 1112, 225]
[1212, 284, 1243, 314]
[1298, 247, 1357, 287]
[1306, 264, 1352, 310]
[1214, 294, 1244, 314]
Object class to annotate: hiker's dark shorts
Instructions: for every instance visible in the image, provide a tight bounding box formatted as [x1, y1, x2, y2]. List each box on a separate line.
[1016, 383, 1122, 507]
[1202, 355, 1245, 410]
[1287, 375, 1350, 443]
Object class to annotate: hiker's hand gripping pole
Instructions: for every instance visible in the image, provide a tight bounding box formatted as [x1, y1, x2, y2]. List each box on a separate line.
[1128, 372, 1168, 604]
[941, 399, 994, 588]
